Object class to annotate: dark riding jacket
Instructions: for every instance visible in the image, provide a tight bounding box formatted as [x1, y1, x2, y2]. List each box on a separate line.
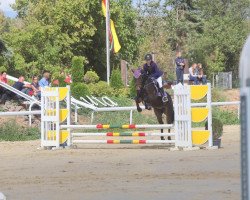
[142, 61, 163, 79]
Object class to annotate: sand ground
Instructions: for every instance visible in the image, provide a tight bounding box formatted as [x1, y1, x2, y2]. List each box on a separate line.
[0, 125, 240, 200]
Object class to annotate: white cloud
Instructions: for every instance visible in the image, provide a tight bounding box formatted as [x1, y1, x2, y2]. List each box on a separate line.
[0, 0, 15, 12]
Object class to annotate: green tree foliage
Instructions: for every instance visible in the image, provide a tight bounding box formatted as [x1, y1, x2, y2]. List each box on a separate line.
[88, 81, 114, 97]
[84, 70, 100, 84]
[0, 66, 7, 73]
[134, 1, 175, 78]
[1, 0, 139, 80]
[0, 0, 249, 86]
[110, 68, 123, 89]
[0, 11, 12, 69]
[71, 56, 85, 83]
[133, 0, 249, 84]
[71, 82, 90, 99]
[167, 0, 250, 77]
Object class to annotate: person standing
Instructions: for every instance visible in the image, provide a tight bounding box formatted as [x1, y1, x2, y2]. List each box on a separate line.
[175, 51, 185, 84]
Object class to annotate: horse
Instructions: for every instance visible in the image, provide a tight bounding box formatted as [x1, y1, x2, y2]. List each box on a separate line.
[134, 72, 174, 140]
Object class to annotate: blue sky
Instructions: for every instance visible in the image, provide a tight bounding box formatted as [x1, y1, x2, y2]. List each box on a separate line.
[0, 0, 17, 18]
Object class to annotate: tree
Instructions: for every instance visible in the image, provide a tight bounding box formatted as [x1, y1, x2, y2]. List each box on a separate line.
[71, 56, 85, 83]
[187, 0, 250, 79]
[3, 0, 140, 80]
[164, 0, 202, 52]
[110, 68, 123, 89]
[133, 0, 174, 77]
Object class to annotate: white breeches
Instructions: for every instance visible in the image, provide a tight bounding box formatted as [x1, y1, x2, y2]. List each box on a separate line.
[157, 76, 163, 88]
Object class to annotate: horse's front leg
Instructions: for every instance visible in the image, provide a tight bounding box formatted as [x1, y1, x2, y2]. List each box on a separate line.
[135, 90, 143, 112]
[135, 98, 142, 113]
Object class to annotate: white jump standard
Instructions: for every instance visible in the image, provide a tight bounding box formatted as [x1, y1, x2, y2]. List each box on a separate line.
[40, 83, 214, 149]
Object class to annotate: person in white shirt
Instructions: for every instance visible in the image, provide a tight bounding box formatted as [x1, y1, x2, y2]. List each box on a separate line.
[189, 63, 199, 85]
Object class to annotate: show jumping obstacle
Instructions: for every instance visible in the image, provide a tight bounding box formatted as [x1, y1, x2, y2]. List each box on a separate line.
[40, 83, 213, 149]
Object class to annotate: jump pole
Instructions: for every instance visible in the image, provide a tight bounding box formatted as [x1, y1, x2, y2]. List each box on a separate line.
[61, 124, 173, 130]
[72, 132, 175, 137]
[72, 140, 175, 144]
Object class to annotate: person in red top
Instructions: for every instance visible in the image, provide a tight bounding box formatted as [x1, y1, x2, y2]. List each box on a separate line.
[0, 71, 8, 84]
[0, 71, 8, 99]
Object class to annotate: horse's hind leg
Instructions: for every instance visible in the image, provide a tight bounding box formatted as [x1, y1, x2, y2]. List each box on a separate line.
[154, 108, 165, 140]
[164, 98, 174, 141]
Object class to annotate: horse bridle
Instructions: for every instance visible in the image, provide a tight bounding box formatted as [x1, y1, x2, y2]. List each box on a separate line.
[143, 78, 158, 92]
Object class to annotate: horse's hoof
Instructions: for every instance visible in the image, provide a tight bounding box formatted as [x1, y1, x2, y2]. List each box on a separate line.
[167, 136, 171, 140]
[137, 108, 142, 112]
[160, 136, 165, 140]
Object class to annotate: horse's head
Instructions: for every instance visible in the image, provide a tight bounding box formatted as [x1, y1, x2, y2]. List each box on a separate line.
[132, 68, 143, 90]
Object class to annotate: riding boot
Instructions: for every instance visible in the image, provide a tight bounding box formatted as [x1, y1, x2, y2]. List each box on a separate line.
[159, 87, 168, 102]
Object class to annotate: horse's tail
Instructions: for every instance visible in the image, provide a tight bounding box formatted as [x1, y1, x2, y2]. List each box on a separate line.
[166, 93, 175, 124]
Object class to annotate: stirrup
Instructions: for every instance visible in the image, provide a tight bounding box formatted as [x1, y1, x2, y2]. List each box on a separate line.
[162, 96, 168, 102]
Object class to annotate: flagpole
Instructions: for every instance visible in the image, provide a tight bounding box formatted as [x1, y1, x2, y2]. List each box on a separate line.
[106, 0, 110, 85]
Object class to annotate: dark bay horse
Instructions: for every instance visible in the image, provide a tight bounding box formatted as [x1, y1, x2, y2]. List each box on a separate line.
[134, 73, 174, 140]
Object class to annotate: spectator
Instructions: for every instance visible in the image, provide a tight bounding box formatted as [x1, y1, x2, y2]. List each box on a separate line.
[39, 71, 50, 87]
[189, 63, 199, 85]
[0, 71, 8, 84]
[197, 63, 207, 85]
[0, 71, 8, 98]
[0, 76, 31, 104]
[175, 51, 185, 84]
[30, 75, 41, 99]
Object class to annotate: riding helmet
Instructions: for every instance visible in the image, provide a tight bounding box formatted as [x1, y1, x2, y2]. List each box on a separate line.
[144, 53, 152, 61]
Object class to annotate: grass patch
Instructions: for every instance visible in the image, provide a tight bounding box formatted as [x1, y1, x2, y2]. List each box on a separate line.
[0, 120, 40, 141]
[92, 110, 157, 125]
[211, 88, 226, 102]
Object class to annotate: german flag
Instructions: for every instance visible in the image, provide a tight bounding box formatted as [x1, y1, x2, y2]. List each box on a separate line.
[102, 0, 121, 53]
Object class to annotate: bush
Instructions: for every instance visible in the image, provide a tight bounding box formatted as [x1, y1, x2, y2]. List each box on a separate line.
[71, 82, 90, 99]
[58, 75, 67, 87]
[51, 75, 67, 87]
[113, 88, 130, 98]
[110, 68, 124, 89]
[205, 117, 223, 139]
[89, 81, 114, 97]
[71, 56, 85, 83]
[84, 70, 99, 84]
[0, 66, 7, 73]
[0, 120, 40, 141]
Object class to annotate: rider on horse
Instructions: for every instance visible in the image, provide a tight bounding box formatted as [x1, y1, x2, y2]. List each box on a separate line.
[141, 54, 168, 103]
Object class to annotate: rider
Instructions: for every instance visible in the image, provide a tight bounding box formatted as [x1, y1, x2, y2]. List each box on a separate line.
[142, 54, 168, 102]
